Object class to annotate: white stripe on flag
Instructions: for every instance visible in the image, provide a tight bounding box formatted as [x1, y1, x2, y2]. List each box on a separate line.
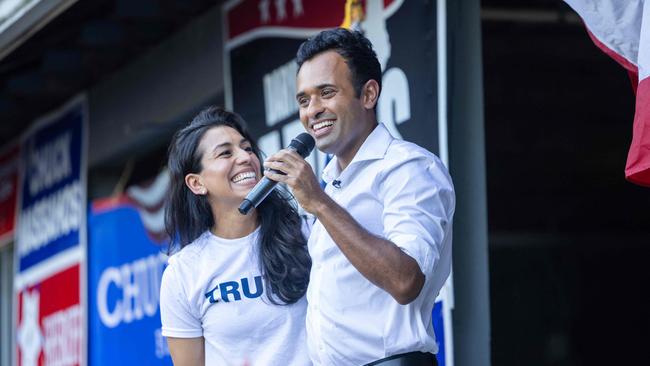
[639, 2, 649, 80]
[564, 0, 643, 69]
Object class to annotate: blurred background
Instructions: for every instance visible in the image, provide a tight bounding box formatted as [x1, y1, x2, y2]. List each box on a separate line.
[0, 0, 648, 365]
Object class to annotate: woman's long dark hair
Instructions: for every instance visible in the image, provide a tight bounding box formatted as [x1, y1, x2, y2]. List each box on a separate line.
[165, 106, 311, 305]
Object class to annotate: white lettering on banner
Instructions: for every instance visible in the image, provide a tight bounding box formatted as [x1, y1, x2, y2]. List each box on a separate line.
[97, 253, 167, 328]
[154, 328, 171, 359]
[378, 67, 411, 139]
[96, 267, 121, 328]
[263, 59, 298, 126]
[42, 305, 81, 366]
[17, 181, 82, 258]
[28, 132, 72, 196]
[17, 290, 43, 366]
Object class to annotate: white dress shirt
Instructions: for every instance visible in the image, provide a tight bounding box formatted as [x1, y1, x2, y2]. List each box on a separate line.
[306, 123, 455, 366]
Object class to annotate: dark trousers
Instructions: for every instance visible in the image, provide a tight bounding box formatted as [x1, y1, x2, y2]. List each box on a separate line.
[363, 351, 438, 366]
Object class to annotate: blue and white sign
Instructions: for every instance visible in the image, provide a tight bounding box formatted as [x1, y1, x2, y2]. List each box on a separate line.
[88, 170, 172, 366]
[16, 96, 87, 273]
[13, 95, 88, 366]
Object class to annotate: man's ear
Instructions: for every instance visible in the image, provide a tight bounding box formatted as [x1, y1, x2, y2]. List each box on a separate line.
[361, 79, 380, 110]
[185, 173, 206, 195]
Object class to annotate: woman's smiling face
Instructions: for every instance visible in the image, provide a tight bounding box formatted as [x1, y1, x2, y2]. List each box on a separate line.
[194, 125, 261, 209]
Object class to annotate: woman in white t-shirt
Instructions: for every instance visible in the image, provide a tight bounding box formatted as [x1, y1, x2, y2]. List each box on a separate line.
[160, 106, 312, 366]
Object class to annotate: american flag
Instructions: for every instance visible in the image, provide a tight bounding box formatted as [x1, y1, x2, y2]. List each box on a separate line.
[565, 0, 650, 186]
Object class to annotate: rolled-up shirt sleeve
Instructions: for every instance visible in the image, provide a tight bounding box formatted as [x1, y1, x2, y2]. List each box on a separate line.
[160, 260, 203, 338]
[379, 155, 455, 277]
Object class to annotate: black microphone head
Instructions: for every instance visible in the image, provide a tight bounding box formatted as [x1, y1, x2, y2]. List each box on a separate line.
[289, 133, 316, 158]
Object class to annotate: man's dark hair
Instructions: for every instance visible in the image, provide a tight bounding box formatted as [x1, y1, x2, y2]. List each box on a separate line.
[296, 28, 382, 98]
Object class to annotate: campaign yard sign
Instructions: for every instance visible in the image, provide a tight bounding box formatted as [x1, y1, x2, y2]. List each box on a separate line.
[16, 264, 82, 366]
[88, 170, 172, 366]
[14, 95, 88, 366]
[223, 1, 453, 364]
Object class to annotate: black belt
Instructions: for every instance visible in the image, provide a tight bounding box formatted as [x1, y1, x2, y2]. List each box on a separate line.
[363, 351, 438, 366]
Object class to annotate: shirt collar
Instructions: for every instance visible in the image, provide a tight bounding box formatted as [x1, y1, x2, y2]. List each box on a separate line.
[321, 123, 394, 183]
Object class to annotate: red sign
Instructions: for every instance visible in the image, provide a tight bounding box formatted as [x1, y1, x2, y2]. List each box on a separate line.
[16, 264, 82, 366]
[0, 143, 18, 246]
[225, 0, 398, 42]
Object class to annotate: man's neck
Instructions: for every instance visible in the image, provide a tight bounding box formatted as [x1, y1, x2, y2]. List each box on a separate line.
[337, 121, 378, 171]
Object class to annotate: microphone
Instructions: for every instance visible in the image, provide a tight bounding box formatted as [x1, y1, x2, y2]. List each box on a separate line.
[238, 133, 315, 215]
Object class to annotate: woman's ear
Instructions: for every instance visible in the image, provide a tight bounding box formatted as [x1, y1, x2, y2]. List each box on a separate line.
[185, 173, 207, 195]
[361, 79, 380, 110]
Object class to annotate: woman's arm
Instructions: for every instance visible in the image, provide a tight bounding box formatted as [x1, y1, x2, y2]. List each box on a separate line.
[167, 336, 205, 366]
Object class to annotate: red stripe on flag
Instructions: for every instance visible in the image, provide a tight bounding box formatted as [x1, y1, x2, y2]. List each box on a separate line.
[586, 28, 640, 94]
[91, 195, 132, 214]
[585, 28, 638, 74]
[625, 78, 650, 186]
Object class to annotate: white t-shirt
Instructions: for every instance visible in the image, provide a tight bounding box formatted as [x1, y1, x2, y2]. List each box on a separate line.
[160, 228, 311, 366]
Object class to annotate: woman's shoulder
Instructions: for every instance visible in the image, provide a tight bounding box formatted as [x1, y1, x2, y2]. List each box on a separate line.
[162, 233, 213, 296]
[167, 232, 212, 268]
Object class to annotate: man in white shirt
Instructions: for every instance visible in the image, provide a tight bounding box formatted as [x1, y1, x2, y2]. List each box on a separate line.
[264, 28, 455, 366]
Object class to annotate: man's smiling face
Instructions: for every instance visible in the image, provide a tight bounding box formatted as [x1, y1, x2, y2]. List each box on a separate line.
[296, 50, 371, 164]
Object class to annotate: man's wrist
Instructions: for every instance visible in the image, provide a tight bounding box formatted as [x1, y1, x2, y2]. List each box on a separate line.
[310, 192, 333, 218]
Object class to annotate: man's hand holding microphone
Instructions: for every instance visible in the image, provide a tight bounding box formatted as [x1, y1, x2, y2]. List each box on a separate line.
[239, 133, 328, 216]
